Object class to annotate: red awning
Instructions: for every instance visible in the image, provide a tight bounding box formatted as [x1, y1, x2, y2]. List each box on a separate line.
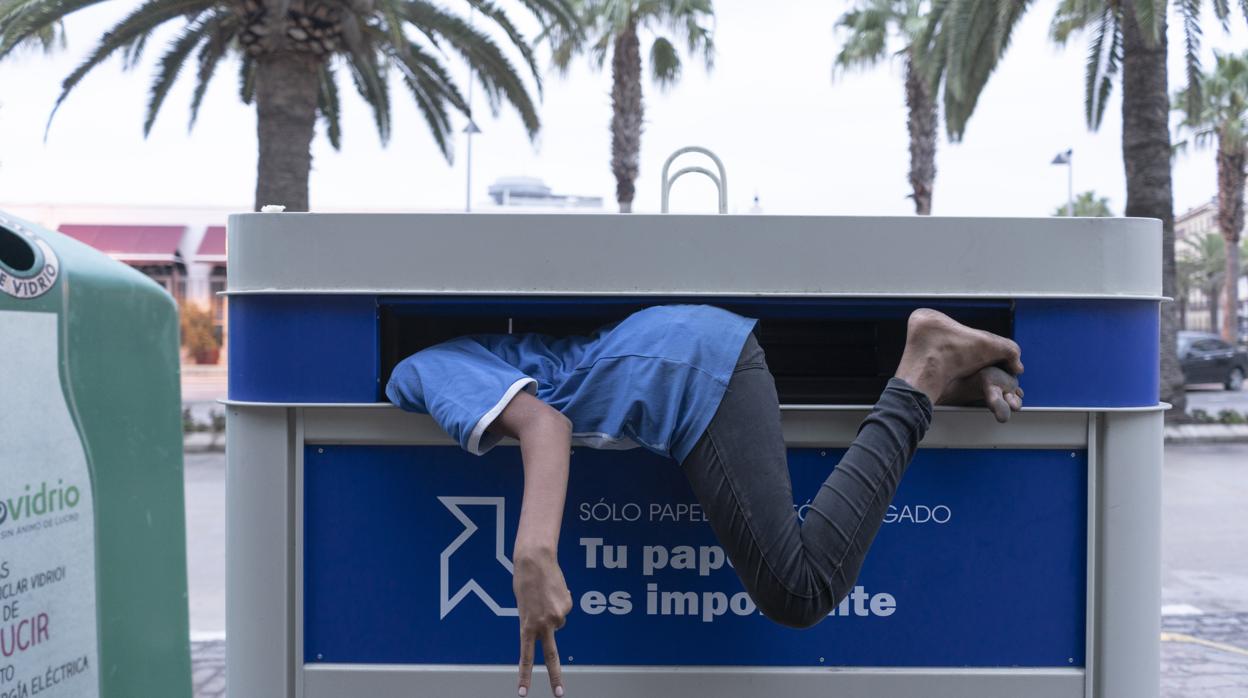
[59, 224, 187, 264]
[197, 226, 226, 264]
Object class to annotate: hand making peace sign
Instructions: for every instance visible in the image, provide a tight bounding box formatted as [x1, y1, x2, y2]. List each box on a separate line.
[514, 546, 573, 697]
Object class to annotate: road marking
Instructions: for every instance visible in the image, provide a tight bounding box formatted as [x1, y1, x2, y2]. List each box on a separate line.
[1161, 603, 1205, 616]
[1161, 632, 1248, 658]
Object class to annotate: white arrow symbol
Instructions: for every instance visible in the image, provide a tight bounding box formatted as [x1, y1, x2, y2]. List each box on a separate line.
[438, 496, 517, 619]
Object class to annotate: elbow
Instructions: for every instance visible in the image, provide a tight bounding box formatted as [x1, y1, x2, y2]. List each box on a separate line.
[517, 405, 572, 442]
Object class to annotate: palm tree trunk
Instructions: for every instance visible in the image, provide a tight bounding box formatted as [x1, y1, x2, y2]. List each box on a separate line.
[1121, 3, 1185, 412]
[1207, 282, 1220, 331]
[1216, 140, 1245, 342]
[254, 51, 321, 212]
[611, 20, 643, 213]
[904, 53, 936, 215]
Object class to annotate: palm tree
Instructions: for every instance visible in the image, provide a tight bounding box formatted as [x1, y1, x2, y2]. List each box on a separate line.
[835, 0, 937, 214]
[550, 0, 714, 213]
[1175, 50, 1248, 342]
[0, 0, 577, 212]
[0, 13, 64, 172]
[1178, 231, 1226, 331]
[924, 1, 1248, 413]
[1053, 190, 1113, 217]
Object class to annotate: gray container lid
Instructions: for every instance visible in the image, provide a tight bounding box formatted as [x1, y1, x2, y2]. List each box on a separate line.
[226, 213, 1161, 299]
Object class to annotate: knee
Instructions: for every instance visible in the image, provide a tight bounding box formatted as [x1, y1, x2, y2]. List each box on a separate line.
[755, 592, 831, 630]
[749, 572, 842, 630]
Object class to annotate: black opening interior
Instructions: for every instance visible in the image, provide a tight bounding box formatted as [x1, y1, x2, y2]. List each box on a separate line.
[379, 298, 1013, 405]
[0, 225, 36, 273]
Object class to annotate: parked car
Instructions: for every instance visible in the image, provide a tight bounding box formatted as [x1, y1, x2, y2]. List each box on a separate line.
[1178, 331, 1247, 390]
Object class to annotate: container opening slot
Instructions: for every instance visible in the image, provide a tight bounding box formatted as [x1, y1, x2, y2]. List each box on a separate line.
[0, 225, 36, 273]
[378, 299, 1013, 405]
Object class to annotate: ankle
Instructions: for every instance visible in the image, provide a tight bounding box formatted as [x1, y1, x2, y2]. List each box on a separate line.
[894, 355, 945, 404]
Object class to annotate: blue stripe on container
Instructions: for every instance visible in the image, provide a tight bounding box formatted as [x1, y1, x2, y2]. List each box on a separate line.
[1013, 299, 1158, 407]
[228, 295, 1159, 407]
[228, 294, 378, 402]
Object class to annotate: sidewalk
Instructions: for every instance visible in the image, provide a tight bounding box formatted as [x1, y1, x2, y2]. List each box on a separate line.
[182, 364, 227, 403]
[192, 640, 225, 698]
[1165, 424, 1248, 445]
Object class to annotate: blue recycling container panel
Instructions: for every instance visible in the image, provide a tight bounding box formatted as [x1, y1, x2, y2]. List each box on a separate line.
[304, 445, 1087, 668]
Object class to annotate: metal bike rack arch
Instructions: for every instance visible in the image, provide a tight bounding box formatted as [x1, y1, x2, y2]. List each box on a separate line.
[661, 146, 728, 214]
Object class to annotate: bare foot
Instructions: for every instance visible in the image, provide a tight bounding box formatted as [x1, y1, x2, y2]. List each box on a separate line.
[939, 366, 1025, 422]
[894, 308, 1023, 404]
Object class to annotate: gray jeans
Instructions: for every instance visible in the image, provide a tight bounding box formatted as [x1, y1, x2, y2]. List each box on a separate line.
[680, 333, 933, 628]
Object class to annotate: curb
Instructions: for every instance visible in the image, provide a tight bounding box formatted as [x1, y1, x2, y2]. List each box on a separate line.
[1165, 424, 1248, 445]
[184, 432, 225, 453]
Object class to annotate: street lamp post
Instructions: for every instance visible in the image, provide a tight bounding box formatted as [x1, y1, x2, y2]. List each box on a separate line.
[464, 119, 480, 213]
[1051, 148, 1073, 216]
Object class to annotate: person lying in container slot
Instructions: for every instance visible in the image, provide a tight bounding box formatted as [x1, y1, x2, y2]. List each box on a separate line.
[385, 305, 1024, 698]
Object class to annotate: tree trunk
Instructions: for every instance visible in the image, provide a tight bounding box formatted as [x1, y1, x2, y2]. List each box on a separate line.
[254, 50, 321, 212]
[610, 20, 642, 213]
[1216, 140, 1245, 342]
[904, 53, 936, 215]
[1208, 282, 1220, 331]
[1121, 4, 1185, 413]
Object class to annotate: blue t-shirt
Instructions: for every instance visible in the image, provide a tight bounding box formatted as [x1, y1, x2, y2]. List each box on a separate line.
[385, 304, 757, 462]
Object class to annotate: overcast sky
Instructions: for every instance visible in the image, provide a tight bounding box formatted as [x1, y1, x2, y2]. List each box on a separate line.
[0, 1, 1243, 217]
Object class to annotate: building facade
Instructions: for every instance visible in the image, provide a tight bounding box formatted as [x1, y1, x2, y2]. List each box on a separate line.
[0, 203, 235, 362]
[1175, 197, 1248, 341]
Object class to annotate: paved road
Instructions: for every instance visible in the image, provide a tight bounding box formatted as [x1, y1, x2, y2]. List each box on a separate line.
[187, 443, 1248, 697]
[186, 452, 226, 637]
[1160, 444, 1248, 697]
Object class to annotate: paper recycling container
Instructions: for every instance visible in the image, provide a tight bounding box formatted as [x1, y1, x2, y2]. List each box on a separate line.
[226, 213, 1163, 698]
[0, 211, 191, 698]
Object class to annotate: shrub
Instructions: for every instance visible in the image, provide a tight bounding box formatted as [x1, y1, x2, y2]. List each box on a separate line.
[180, 303, 220, 364]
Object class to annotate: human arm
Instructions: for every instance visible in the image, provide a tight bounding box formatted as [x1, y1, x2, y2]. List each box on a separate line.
[491, 391, 574, 697]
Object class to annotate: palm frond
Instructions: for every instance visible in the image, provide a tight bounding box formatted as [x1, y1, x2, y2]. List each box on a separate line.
[42, 0, 218, 139]
[1130, 0, 1163, 47]
[505, 0, 579, 37]
[1212, 0, 1231, 29]
[467, 0, 544, 93]
[833, 6, 891, 73]
[238, 52, 256, 104]
[121, 29, 152, 69]
[188, 14, 236, 129]
[1050, 0, 1098, 44]
[649, 35, 680, 88]
[1177, 0, 1204, 118]
[1083, 7, 1121, 130]
[1093, 12, 1122, 130]
[555, 0, 713, 81]
[343, 32, 391, 144]
[145, 11, 221, 136]
[0, 0, 105, 59]
[393, 53, 454, 160]
[930, 0, 1035, 140]
[317, 61, 342, 150]
[390, 37, 468, 114]
[400, 0, 540, 137]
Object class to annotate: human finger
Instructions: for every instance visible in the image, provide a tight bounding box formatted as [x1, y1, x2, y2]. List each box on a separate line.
[985, 383, 1010, 423]
[518, 628, 535, 697]
[541, 628, 565, 697]
[1004, 391, 1023, 411]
